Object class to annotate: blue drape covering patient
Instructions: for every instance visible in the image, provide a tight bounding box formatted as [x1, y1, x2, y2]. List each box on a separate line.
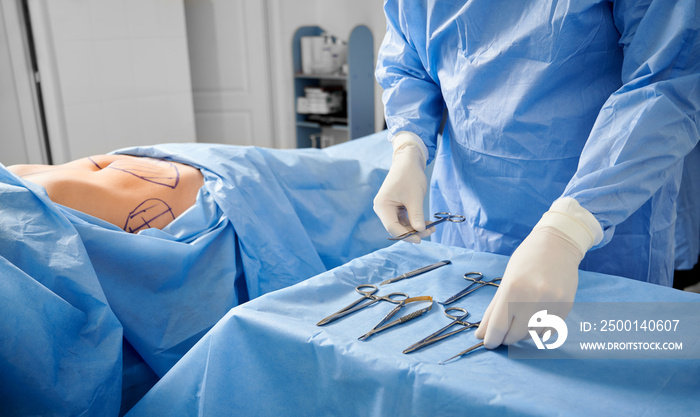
[0, 131, 394, 416]
[2, 127, 696, 415]
[0, 168, 123, 417]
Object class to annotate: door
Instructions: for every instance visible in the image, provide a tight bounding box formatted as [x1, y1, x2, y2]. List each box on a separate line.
[0, 0, 47, 165]
[185, 0, 275, 147]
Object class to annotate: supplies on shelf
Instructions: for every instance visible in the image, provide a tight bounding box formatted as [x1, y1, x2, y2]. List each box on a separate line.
[296, 87, 345, 115]
[309, 134, 336, 148]
[300, 34, 348, 76]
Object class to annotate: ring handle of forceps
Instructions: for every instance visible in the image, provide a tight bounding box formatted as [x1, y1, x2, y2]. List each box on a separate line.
[356, 285, 409, 303]
[437, 272, 482, 305]
[464, 273, 501, 287]
[462, 271, 484, 283]
[432, 212, 467, 223]
[401, 305, 474, 353]
[444, 306, 479, 327]
[387, 212, 466, 241]
[463, 272, 501, 289]
[444, 306, 469, 320]
[439, 273, 501, 305]
[355, 284, 379, 297]
[316, 286, 408, 326]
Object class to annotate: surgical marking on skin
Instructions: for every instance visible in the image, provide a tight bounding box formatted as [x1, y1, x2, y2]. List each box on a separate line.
[123, 198, 175, 233]
[87, 157, 103, 169]
[107, 159, 180, 189]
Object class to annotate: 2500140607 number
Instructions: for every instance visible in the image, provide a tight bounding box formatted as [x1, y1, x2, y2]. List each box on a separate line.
[600, 319, 680, 332]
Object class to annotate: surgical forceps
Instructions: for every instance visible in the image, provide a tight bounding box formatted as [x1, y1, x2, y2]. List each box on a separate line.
[403, 307, 480, 353]
[316, 284, 409, 326]
[440, 272, 502, 305]
[358, 295, 433, 341]
[388, 212, 466, 241]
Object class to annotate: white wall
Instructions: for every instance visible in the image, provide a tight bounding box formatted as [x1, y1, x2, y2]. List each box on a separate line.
[29, 0, 196, 163]
[266, 0, 386, 149]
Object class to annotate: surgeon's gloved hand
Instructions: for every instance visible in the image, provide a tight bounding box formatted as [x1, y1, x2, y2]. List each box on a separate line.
[474, 197, 604, 348]
[374, 131, 431, 244]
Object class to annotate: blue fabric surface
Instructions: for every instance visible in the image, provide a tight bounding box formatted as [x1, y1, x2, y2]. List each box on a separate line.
[0, 166, 123, 416]
[50, 131, 392, 378]
[675, 142, 700, 270]
[126, 241, 700, 416]
[62, 184, 244, 378]
[376, 0, 700, 286]
[0, 132, 393, 415]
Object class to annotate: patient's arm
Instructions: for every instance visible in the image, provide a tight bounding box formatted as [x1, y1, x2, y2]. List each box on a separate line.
[8, 155, 204, 233]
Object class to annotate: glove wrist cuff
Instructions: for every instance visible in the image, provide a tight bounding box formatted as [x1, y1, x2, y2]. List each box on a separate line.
[391, 131, 428, 168]
[535, 197, 604, 254]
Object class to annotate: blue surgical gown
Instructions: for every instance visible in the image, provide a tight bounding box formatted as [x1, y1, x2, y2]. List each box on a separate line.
[376, 0, 700, 285]
[675, 142, 700, 270]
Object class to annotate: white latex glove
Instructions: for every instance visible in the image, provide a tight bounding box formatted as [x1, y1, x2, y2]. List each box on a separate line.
[374, 131, 432, 244]
[474, 197, 604, 348]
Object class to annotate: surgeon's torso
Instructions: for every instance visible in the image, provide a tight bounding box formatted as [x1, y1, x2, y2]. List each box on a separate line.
[408, 0, 623, 159]
[398, 0, 626, 252]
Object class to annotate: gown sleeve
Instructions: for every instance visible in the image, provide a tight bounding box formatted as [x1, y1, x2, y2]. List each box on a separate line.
[375, 0, 445, 160]
[563, 0, 700, 245]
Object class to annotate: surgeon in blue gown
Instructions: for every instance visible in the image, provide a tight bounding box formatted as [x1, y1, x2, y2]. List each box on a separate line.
[373, 0, 700, 349]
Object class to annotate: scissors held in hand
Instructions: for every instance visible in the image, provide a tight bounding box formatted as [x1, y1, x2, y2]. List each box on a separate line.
[403, 307, 480, 353]
[440, 272, 502, 305]
[317, 284, 409, 326]
[388, 212, 466, 241]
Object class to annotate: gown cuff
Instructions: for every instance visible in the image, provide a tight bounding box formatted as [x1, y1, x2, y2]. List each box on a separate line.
[391, 131, 429, 167]
[536, 197, 605, 254]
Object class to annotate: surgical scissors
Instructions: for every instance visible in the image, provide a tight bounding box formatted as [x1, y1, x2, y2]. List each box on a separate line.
[358, 295, 433, 341]
[440, 272, 502, 305]
[403, 307, 479, 353]
[316, 284, 409, 326]
[388, 212, 466, 241]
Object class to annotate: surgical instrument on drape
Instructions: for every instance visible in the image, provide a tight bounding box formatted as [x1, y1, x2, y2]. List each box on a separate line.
[439, 342, 486, 365]
[403, 307, 480, 353]
[380, 260, 451, 285]
[388, 212, 466, 241]
[440, 272, 502, 305]
[358, 295, 434, 341]
[316, 284, 409, 326]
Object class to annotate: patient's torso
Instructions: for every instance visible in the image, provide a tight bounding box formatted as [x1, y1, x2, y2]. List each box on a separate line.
[9, 155, 204, 232]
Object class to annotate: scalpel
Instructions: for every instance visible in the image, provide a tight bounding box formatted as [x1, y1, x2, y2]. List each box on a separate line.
[380, 260, 451, 286]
